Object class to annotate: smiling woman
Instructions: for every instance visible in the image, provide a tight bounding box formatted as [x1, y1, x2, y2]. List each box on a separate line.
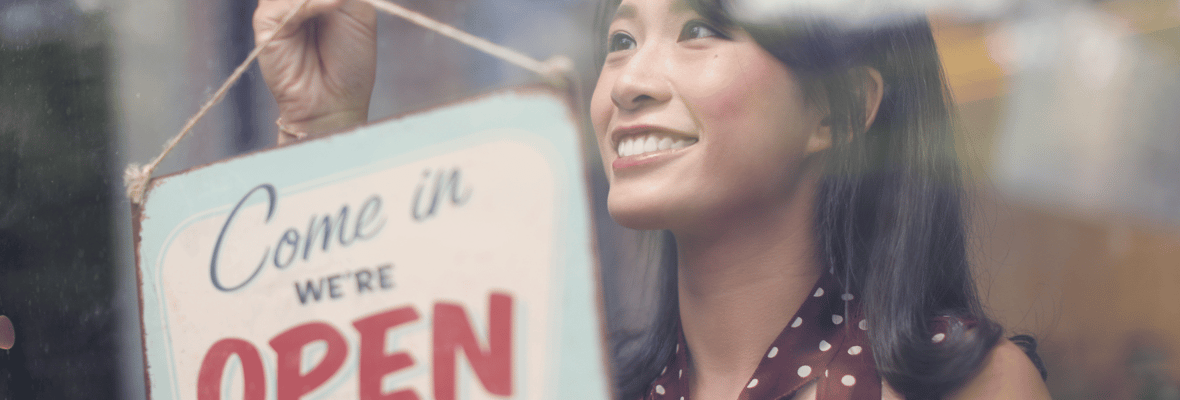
[589, 0, 1050, 399]
[251, 0, 1050, 398]
[592, 0, 830, 235]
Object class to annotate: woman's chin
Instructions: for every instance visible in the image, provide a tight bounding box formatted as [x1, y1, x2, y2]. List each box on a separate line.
[606, 197, 680, 231]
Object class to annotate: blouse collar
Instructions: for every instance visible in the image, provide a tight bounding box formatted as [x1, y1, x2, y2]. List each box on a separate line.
[645, 271, 881, 400]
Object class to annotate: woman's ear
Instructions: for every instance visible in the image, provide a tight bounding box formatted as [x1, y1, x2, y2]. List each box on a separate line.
[805, 89, 833, 155]
[805, 114, 833, 155]
[805, 67, 884, 155]
[861, 67, 884, 131]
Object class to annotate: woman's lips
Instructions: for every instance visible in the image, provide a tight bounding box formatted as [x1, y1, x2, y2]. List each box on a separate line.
[610, 126, 698, 170]
[612, 145, 692, 170]
[615, 132, 696, 157]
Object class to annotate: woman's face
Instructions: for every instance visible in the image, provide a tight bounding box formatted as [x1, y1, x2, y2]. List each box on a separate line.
[591, 0, 830, 232]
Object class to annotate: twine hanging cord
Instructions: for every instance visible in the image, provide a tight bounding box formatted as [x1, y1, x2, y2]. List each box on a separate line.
[123, 0, 575, 205]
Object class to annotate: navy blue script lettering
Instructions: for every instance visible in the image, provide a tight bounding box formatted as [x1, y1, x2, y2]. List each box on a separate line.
[211, 185, 387, 293]
[211, 184, 276, 291]
[411, 168, 471, 222]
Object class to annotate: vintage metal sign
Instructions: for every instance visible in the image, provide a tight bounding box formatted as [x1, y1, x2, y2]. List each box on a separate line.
[132, 88, 609, 400]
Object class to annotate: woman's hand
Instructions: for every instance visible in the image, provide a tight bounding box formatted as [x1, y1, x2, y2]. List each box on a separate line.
[253, 0, 377, 143]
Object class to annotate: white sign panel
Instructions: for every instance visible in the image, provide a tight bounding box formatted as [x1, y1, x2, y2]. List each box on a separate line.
[132, 88, 609, 400]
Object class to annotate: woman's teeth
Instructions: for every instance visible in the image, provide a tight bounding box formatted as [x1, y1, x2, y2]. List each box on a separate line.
[616, 134, 696, 157]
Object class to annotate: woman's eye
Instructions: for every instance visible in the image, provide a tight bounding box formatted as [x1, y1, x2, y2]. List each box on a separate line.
[679, 21, 724, 41]
[608, 32, 637, 52]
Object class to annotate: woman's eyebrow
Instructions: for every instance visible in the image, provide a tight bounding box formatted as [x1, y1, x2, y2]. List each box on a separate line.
[669, 0, 693, 15]
[614, 3, 637, 21]
[614, 1, 695, 22]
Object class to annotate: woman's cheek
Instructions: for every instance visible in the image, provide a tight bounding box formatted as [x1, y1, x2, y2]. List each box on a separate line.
[589, 80, 615, 163]
[692, 57, 754, 124]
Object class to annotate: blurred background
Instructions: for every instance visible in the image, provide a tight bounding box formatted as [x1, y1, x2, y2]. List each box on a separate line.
[0, 0, 1178, 398]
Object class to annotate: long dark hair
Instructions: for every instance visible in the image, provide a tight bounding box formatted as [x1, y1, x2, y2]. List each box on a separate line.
[595, 1, 1005, 399]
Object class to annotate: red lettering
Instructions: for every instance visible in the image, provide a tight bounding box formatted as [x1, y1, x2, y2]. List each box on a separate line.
[269, 322, 348, 400]
[432, 293, 512, 400]
[197, 294, 517, 399]
[352, 306, 422, 400]
[197, 338, 265, 400]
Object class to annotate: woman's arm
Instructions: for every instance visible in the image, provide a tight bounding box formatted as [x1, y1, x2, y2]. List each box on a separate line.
[945, 339, 1052, 399]
[253, 0, 377, 143]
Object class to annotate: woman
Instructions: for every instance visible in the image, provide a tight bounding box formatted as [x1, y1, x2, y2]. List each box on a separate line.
[253, 0, 1051, 398]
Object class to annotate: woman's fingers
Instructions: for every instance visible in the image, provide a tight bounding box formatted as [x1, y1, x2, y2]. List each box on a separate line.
[0, 315, 14, 350]
[253, 0, 346, 44]
[253, 0, 377, 138]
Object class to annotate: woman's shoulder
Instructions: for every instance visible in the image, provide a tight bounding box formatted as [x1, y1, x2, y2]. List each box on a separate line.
[942, 338, 1052, 399]
[879, 338, 1050, 400]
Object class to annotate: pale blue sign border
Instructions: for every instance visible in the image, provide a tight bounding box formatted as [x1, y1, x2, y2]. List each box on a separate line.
[134, 87, 609, 399]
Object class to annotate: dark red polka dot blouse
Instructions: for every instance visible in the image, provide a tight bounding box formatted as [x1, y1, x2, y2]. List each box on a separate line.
[643, 271, 881, 400]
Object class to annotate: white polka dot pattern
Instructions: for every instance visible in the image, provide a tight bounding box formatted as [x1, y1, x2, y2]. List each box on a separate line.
[641, 271, 880, 400]
[842, 375, 857, 386]
[932, 333, 946, 343]
[858, 320, 868, 331]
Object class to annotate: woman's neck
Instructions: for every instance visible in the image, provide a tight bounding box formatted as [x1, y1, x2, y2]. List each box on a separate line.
[673, 177, 822, 400]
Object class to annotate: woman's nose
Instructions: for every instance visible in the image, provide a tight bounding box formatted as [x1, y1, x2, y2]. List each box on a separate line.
[610, 46, 672, 112]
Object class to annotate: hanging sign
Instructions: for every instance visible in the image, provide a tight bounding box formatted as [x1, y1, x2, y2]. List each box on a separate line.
[132, 87, 609, 400]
